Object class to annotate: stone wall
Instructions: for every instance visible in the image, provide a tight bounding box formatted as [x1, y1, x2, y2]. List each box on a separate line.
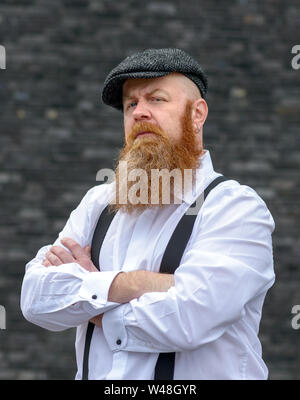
[0, 0, 299, 379]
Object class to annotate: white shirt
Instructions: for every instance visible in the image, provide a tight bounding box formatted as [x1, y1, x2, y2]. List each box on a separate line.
[20, 150, 275, 380]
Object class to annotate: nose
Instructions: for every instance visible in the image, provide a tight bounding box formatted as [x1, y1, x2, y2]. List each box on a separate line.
[132, 99, 151, 121]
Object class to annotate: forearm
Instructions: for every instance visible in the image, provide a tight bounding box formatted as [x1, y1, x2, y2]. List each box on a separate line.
[108, 270, 175, 303]
[21, 249, 121, 331]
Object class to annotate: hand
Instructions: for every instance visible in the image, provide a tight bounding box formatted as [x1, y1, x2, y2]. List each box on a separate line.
[42, 237, 99, 273]
[89, 314, 103, 328]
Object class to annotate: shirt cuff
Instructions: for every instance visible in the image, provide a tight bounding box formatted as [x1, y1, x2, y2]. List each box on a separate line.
[102, 304, 128, 351]
[102, 300, 161, 353]
[78, 270, 122, 309]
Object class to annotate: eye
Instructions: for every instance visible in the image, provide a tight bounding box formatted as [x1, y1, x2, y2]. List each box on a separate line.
[151, 97, 165, 103]
[125, 101, 137, 110]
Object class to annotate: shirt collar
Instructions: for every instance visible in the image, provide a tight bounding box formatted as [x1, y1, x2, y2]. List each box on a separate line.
[173, 149, 218, 206]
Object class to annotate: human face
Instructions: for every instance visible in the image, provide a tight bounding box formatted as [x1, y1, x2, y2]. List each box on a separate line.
[122, 73, 200, 145]
[110, 99, 204, 214]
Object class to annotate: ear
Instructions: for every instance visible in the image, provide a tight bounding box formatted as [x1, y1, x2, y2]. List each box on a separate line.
[191, 98, 208, 131]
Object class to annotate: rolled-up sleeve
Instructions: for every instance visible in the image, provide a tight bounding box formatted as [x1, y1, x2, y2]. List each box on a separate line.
[20, 184, 121, 332]
[102, 183, 275, 353]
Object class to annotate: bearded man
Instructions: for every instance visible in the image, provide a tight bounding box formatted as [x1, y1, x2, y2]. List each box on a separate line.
[21, 48, 275, 380]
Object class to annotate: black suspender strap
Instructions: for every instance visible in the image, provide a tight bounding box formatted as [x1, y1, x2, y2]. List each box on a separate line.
[159, 175, 229, 276]
[82, 206, 115, 380]
[154, 175, 228, 380]
[90, 208, 116, 271]
[82, 175, 228, 380]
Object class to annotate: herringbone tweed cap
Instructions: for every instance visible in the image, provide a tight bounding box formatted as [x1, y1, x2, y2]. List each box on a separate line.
[102, 48, 208, 111]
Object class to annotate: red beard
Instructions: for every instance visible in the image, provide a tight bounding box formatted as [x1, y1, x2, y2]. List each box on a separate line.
[109, 100, 203, 214]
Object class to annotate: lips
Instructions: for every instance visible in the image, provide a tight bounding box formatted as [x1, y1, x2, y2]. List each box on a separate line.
[136, 131, 156, 138]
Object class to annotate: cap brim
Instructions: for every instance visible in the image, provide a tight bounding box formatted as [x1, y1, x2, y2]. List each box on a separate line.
[102, 71, 172, 110]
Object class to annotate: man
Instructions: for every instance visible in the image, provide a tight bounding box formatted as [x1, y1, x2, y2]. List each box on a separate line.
[21, 48, 275, 380]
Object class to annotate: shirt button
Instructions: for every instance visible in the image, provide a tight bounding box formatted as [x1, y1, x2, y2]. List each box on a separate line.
[116, 339, 122, 345]
[92, 294, 97, 300]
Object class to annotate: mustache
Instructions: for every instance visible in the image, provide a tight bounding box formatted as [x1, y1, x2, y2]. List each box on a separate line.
[126, 122, 169, 147]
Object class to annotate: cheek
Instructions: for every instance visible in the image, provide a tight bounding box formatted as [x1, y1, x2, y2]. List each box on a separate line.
[162, 106, 185, 139]
[164, 119, 182, 142]
[123, 121, 131, 142]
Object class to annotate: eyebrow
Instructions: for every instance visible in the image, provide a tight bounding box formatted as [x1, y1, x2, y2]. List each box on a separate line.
[123, 88, 170, 101]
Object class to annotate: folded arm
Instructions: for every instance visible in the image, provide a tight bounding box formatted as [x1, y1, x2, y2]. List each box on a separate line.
[108, 270, 175, 303]
[20, 184, 175, 332]
[20, 243, 121, 331]
[101, 183, 276, 353]
[20, 185, 121, 331]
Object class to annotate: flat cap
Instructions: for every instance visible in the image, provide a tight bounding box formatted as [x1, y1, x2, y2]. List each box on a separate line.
[102, 48, 208, 111]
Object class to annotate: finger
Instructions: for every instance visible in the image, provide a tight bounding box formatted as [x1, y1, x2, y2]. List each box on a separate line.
[42, 259, 51, 267]
[89, 314, 103, 327]
[61, 238, 86, 260]
[84, 245, 91, 258]
[51, 245, 75, 264]
[45, 251, 62, 266]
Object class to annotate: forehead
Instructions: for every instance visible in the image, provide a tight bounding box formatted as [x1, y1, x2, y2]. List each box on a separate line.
[122, 73, 191, 98]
